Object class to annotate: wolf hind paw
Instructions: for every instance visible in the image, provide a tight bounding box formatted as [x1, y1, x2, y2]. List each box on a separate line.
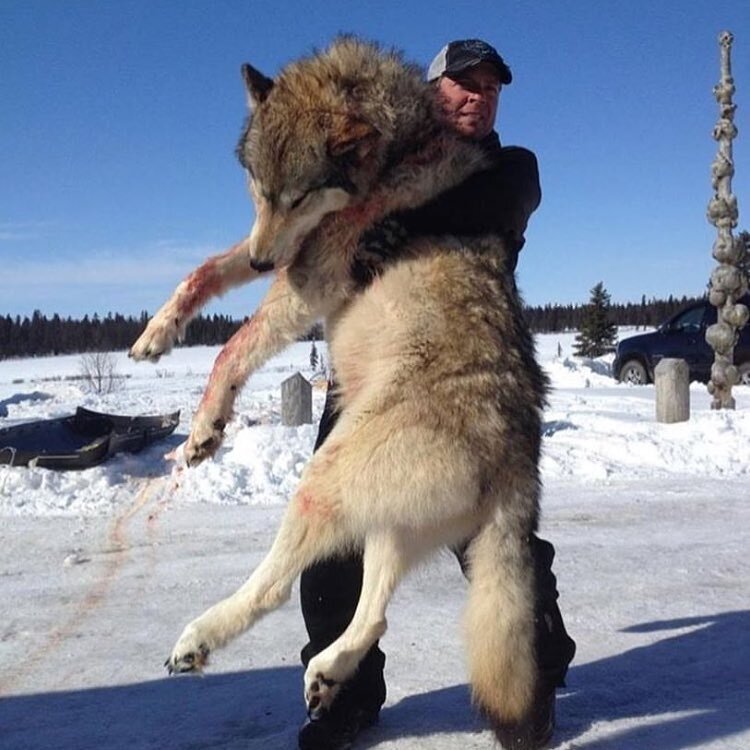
[305, 671, 341, 719]
[166, 633, 211, 675]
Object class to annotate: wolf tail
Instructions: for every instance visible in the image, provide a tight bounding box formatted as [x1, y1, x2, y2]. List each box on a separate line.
[463, 510, 537, 729]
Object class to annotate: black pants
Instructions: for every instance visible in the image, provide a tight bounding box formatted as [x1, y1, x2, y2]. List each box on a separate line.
[300, 388, 576, 714]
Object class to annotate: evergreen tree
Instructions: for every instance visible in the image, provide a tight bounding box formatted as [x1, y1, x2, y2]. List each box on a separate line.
[310, 341, 319, 370]
[574, 282, 618, 357]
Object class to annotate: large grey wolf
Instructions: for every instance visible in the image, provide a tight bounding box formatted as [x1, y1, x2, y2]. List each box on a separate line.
[130, 37, 547, 735]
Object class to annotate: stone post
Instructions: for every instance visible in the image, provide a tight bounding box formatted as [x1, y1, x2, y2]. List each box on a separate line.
[281, 372, 312, 426]
[706, 31, 749, 409]
[655, 359, 690, 423]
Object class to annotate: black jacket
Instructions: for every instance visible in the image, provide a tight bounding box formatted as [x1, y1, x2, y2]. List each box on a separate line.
[352, 132, 541, 285]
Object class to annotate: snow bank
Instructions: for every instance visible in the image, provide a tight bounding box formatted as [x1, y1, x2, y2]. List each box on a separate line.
[1, 335, 747, 517]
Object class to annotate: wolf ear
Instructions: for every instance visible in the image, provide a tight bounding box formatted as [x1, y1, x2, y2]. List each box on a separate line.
[327, 116, 380, 160]
[241, 63, 274, 109]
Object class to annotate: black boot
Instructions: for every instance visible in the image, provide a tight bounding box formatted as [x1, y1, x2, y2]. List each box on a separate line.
[492, 681, 556, 750]
[298, 701, 380, 750]
[532, 536, 577, 692]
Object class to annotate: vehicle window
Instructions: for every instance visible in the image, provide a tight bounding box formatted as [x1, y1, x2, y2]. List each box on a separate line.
[671, 306, 705, 332]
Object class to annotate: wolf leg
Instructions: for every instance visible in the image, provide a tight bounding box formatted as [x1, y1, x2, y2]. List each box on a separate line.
[184, 270, 323, 464]
[130, 236, 261, 362]
[303, 528, 427, 716]
[166, 443, 350, 672]
[295, 408, 481, 714]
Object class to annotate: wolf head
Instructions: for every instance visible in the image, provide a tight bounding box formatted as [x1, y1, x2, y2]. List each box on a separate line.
[236, 37, 436, 270]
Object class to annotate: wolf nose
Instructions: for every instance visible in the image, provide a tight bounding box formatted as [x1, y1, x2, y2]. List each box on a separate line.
[250, 258, 275, 273]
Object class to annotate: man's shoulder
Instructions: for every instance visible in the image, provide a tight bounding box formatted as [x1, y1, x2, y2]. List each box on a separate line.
[495, 144, 538, 159]
[479, 132, 537, 159]
[483, 143, 539, 173]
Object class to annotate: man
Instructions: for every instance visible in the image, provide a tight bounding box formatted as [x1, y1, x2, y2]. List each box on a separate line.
[298, 39, 575, 750]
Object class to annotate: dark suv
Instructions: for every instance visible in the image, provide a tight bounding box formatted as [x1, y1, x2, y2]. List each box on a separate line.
[613, 295, 750, 385]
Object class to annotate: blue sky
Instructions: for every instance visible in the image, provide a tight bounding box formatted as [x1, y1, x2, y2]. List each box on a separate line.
[1, 0, 749, 319]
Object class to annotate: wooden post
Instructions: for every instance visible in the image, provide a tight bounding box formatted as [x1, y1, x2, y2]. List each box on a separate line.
[281, 372, 312, 426]
[706, 31, 749, 409]
[655, 359, 690, 423]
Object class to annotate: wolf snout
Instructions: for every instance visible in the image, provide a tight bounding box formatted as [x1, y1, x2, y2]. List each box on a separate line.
[250, 258, 275, 273]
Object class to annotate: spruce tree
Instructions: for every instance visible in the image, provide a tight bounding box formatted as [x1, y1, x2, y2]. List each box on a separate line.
[574, 282, 618, 358]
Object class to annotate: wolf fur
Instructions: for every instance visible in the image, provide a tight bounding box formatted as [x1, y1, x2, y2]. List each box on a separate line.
[130, 37, 547, 732]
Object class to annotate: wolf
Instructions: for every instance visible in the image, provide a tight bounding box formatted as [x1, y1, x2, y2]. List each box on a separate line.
[130, 37, 547, 736]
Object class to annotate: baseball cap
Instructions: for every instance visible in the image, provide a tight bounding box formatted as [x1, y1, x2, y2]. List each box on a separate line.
[427, 39, 512, 85]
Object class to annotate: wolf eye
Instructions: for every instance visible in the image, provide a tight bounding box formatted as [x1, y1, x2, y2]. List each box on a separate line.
[289, 191, 311, 210]
[322, 172, 357, 195]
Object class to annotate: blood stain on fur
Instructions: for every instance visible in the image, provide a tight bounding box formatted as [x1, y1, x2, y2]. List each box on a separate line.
[298, 490, 334, 520]
[178, 259, 224, 318]
[298, 491, 316, 515]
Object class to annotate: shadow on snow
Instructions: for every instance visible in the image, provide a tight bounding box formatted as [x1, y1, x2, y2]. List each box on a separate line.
[1, 610, 747, 749]
[554, 610, 749, 749]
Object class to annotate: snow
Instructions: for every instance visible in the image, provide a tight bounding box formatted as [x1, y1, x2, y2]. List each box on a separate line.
[0, 332, 748, 749]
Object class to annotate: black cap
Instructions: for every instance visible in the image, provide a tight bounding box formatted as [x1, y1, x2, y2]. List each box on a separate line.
[427, 39, 512, 85]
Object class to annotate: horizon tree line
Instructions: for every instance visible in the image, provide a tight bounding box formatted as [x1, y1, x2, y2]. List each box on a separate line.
[0, 292, 706, 361]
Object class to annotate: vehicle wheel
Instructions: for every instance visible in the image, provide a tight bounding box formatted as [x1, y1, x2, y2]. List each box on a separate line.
[618, 359, 649, 385]
[738, 362, 750, 386]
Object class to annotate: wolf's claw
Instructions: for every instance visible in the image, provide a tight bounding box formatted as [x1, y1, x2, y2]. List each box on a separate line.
[129, 335, 171, 363]
[166, 643, 210, 675]
[184, 417, 226, 466]
[130, 311, 184, 362]
[305, 672, 340, 717]
[185, 440, 217, 467]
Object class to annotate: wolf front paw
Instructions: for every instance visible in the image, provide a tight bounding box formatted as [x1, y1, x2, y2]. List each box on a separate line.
[166, 628, 211, 674]
[184, 416, 226, 466]
[129, 310, 185, 362]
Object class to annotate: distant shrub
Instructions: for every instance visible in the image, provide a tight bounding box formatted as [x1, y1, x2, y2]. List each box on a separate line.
[78, 351, 125, 394]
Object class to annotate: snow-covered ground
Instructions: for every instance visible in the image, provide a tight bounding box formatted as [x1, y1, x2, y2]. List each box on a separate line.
[0, 332, 748, 750]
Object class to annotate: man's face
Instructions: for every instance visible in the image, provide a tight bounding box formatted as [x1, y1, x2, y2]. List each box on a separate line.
[436, 63, 501, 140]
